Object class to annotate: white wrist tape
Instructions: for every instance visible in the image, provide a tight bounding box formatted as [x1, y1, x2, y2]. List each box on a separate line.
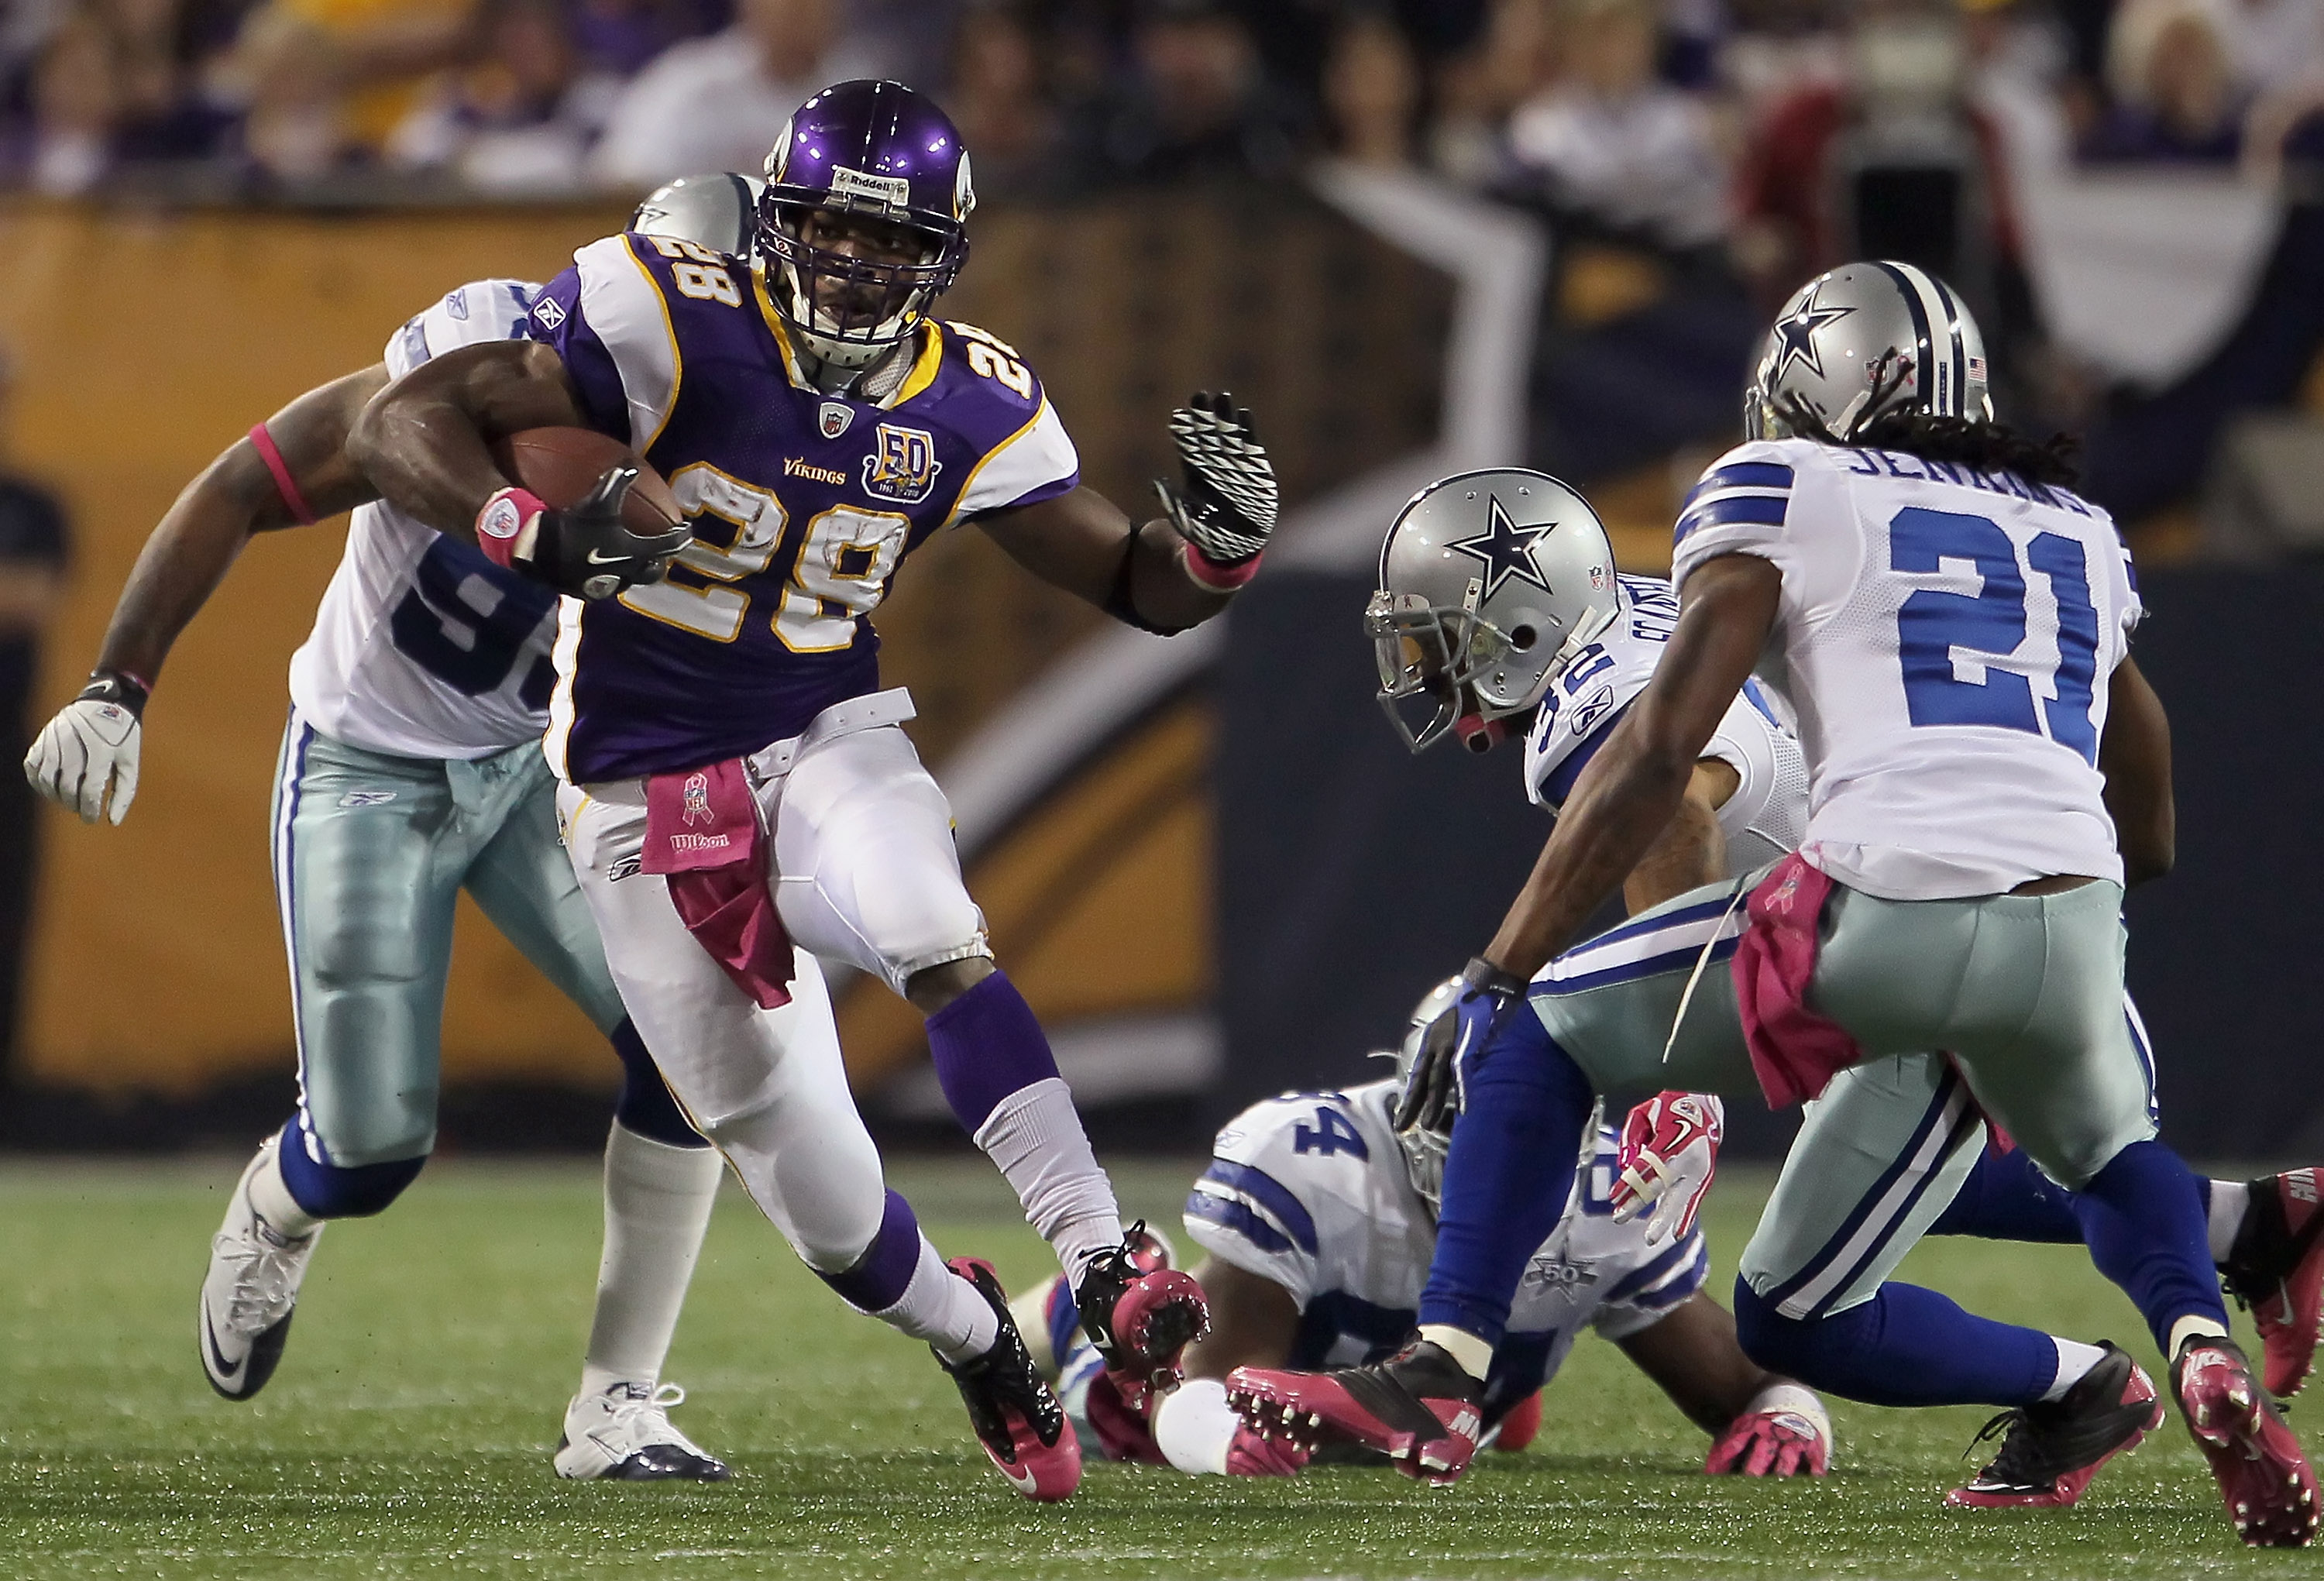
[1744, 1380, 1831, 1439]
[1151, 1377, 1238, 1475]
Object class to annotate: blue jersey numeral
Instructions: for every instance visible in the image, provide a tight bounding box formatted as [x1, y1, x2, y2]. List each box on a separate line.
[389, 539, 558, 703]
[1889, 507, 2102, 763]
[1293, 1105, 1368, 1160]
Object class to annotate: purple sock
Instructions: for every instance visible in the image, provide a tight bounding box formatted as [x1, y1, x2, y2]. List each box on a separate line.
[816, 1189, 923, 1312]
[926, 969, 1061, 1132]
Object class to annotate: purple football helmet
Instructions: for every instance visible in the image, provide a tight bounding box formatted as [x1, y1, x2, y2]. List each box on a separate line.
[758, 79, 975, 370]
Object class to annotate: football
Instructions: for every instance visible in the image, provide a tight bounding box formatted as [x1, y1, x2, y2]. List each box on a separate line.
[487, 426, 683, 535]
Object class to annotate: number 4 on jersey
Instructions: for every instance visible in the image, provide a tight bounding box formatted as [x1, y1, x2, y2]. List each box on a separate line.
[1294, 1105, 1368, 1159]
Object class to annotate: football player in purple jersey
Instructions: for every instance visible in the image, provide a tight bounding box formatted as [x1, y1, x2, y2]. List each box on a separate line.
[346, 80, 1274, 1499]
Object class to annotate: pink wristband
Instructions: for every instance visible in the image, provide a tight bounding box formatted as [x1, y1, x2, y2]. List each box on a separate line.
[247, 423, 317, 525]
[1181, 539, 1262, 592]
[476, 486, 545, 569]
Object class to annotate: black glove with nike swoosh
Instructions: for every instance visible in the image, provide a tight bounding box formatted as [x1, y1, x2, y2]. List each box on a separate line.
[475, 465, 692, 601]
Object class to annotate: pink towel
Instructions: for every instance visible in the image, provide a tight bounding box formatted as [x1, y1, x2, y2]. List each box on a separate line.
[641, 759, 794, 1010]
[1730, 852, 1864, 1108]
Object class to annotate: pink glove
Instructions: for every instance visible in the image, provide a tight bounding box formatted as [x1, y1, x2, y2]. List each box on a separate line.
[1226, 1419, 1311, 1476]
[1705, 1404, 1831, 1477]
[1611, 1091, 1724, 1245]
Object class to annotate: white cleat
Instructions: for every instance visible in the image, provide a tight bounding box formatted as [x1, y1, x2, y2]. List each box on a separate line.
[554, 1381, 731, 1482]
[198, 1136, 321, 1401]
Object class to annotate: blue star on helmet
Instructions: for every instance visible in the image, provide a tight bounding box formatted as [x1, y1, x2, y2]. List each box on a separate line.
[1769, 284, 1855, 382]
[1446, 493, 1554, 599]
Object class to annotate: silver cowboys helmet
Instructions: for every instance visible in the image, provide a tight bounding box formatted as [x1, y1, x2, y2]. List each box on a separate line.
[631, 171, 768, 256]
[1744, 259, 1992, 443]
[1387, 976, 1464, 1214]
[1370, 469, 1618, 754]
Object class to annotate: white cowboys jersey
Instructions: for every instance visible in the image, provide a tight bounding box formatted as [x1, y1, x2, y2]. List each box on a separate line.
[1525, 574, 1808, 877]
[1184, 1079, 1707, 1423]
[1671, 439, 2140, 900]
[286, 280, 562, 760]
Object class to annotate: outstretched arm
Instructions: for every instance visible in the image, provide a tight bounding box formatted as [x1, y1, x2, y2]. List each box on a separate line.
[977, 390, 1274, 635]
[1483, 555, 1781, 978]
[96, 366, 388, 688]
[26, 366, 390, 824]
[344, 339, 586, 536]
[1618, 1292, 1780, 1433]
[2099, 653, 2173, 887]
[976, 486, 1236, 634]
[1618, 1293, 1831, 1476]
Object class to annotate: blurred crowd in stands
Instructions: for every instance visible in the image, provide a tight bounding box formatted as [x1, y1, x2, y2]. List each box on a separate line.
[8, 0, 2323, 204]
[8, 0, 2324, 531]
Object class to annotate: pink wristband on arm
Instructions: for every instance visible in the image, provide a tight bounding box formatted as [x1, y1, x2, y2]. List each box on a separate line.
[247, 424, 317, 526]
[1181, 538, 1262, 592]
[475, 486, 545, 570]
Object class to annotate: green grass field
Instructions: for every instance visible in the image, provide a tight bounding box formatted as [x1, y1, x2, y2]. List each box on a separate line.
[0, 1154, 2311, 1579]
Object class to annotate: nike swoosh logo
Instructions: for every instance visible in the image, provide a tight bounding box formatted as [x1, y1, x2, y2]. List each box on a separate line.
[999, 1460, 1038, 1492]
[203, 1309, 243, 1382]
[586, 549, 630, 565]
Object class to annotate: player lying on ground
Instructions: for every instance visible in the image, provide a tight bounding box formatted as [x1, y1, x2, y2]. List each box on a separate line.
[1014, 1024, 1831, 1480]
[1230, 264, 2319, 1545]
[22, 175, 782, 1481]
[342, 80, 1274, 1500]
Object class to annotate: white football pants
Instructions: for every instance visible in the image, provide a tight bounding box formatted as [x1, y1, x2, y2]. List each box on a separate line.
[554, 692, 985, 1269]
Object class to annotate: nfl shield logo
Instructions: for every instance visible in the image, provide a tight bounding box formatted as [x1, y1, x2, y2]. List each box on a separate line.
[819, 401, 853, 440]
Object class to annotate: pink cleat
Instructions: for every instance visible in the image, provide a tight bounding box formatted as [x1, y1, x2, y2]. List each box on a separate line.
[2173, 1335, 2318, 1547]
[1228, 1339, 1483, 1486]
[937, 1257, 1083, 1502]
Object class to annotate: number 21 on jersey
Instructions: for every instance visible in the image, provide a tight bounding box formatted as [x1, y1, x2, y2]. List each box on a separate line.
[1889, 507, 2103, 762]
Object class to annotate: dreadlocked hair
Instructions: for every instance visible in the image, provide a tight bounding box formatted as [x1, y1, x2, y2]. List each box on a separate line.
[1772, 392, 2080, 489]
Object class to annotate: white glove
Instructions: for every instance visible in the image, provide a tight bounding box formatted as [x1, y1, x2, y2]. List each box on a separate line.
[26, 693, 143, 825]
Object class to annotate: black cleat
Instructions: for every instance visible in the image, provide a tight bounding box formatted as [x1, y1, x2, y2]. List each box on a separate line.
[1071, 1220, 1209, 1409]
[1945, 1342, 2162, 1508]
[939, 1257, 1081, 1500]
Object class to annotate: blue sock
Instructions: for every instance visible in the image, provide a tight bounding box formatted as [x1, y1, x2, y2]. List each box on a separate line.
[276, 1120, 426, 1219]
[1733, 1276, 2059, 1407]
[1416, 1007, 1594, 1349]
[1928, 1144, 2082, 1242]
[607, 1017, 707, 1148]
[2071, 1139, 2228, 1353]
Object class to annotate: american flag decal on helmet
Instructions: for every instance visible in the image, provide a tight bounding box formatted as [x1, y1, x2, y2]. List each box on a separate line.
[1967, 355, 1987, 381]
